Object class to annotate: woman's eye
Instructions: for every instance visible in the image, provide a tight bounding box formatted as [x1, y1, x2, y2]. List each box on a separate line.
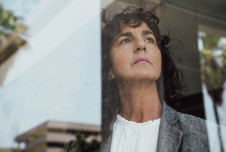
[120, 39, 132, 44]
[145, 38, 155, 43]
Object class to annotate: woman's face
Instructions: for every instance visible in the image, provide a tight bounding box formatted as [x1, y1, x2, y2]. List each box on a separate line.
[110, 22, 161, 82]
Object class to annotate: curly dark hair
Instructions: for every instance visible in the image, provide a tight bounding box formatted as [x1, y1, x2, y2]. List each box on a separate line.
[101, 6, 186, 141]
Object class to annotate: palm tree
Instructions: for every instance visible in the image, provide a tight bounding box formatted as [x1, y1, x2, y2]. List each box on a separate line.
[0, 4, 27, 66]
[200, 33, 225, 152]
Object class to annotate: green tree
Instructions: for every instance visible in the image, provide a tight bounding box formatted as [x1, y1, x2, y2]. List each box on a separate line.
[200, 34, 225, 105]
[201, 34, 220, 50]
[200, 33, 225, 152]
[62, 134, 100, 152]
[0, 4, 27, 66]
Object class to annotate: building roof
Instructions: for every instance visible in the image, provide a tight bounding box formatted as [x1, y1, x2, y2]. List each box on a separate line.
[15, 120, 101, 142]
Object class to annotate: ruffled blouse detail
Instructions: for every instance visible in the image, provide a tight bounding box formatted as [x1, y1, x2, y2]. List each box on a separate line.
[110, 114, 161, 152]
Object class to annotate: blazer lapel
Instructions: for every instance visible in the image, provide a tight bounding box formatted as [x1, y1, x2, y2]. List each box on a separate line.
[101, 134, 112, 152]
[157, 103, 183, 152]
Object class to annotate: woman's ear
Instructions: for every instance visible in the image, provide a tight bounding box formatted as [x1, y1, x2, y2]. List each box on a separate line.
[108, 69, 116, 79]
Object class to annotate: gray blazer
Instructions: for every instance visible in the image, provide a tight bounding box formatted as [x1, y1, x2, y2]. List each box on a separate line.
[100, 102, 225, 152]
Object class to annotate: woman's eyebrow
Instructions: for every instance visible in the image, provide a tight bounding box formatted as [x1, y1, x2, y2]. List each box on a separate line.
[142, 30, 154, 35]
[115, 32, 133, 40]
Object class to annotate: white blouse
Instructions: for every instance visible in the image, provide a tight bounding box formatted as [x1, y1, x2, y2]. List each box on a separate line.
[110, 114, 161, 152]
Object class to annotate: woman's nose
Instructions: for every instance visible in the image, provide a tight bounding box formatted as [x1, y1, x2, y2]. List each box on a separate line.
[134, 38, 146, 53]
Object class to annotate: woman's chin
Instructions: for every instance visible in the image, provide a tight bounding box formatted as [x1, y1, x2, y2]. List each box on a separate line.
[129, 74, 159, 82]
[134, 71, 159, 79]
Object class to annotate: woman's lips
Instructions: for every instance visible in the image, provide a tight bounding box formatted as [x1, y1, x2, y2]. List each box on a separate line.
[133, 57, 151, 64]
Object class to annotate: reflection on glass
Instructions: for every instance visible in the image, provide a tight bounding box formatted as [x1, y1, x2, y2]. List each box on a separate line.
[199, 31, 226, 151]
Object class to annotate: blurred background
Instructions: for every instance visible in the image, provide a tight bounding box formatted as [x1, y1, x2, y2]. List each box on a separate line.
[0, 0, 101, 152]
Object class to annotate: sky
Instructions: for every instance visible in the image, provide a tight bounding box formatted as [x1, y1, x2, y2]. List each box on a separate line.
[0, 0, 101, 148]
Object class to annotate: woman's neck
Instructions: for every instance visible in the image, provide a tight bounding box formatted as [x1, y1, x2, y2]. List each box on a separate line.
[117, 80, 162, 123]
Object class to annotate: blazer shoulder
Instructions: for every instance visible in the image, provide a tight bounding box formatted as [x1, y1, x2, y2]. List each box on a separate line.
[176, 111, 226, 151]
[174, 112, 210, 150]
[177, 112, 209, 135]
[179, 112, 207, 126]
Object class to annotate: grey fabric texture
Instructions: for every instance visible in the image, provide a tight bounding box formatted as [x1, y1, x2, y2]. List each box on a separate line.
[100, 102, 224, 152]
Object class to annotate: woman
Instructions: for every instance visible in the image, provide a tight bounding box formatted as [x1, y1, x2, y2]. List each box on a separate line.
[100, 6, 216, 152]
